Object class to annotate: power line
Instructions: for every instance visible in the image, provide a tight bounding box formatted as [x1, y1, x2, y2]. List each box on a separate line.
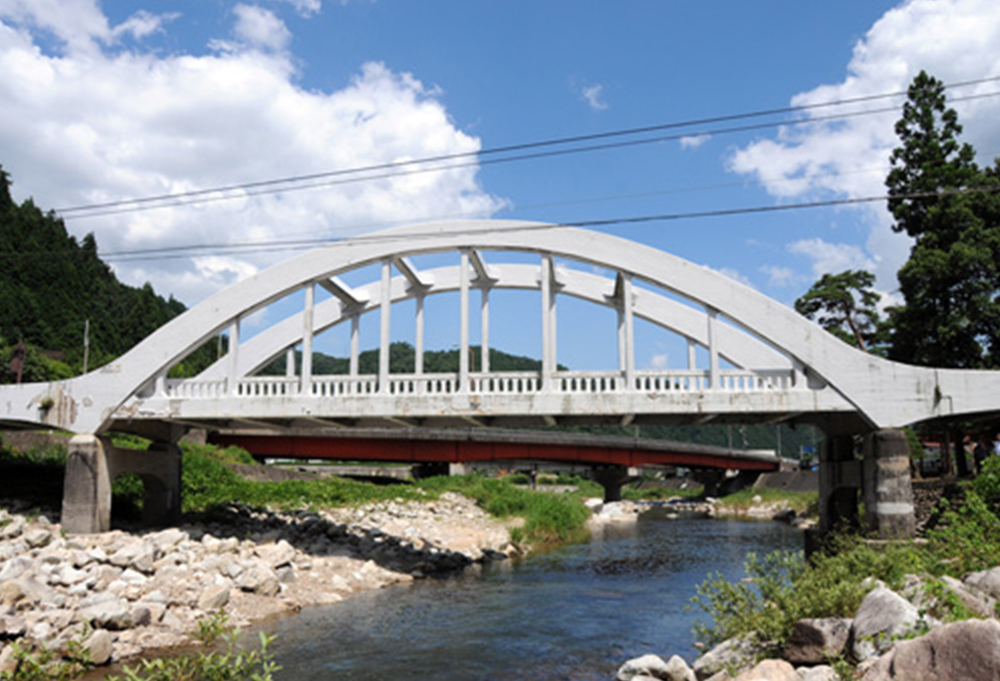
[53, 76, 1000, 219]
[6, 184, 997, 263]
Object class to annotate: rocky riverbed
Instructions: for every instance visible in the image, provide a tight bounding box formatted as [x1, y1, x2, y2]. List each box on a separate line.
[0, 493, 517, 672]
[614, 567, 1000, 680]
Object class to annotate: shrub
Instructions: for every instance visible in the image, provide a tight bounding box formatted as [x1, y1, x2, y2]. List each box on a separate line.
[107, 612, 280, 681]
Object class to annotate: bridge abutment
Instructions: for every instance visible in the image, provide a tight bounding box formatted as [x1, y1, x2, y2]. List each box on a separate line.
[61, 435, 182, 534]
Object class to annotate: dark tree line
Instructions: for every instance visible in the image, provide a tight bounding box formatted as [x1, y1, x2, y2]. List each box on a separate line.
[0, 168, 215, 382]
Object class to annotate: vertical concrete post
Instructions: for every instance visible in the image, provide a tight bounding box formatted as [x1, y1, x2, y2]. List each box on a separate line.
[301, 282, 315, 396]
[227, 317, 240, 396]
[481, 287, 491, 374]
[818, 434, 861, 536]
[862, 429, 916, 539]
[378, 259, 391, 394]
[459, 249, 470, 392]
[541, 255, 554, 391]
[350, 315, 360, 378]
[415, 294, 425, 392]
[707, 307, 720, 390]
[62, 434, 112, 534]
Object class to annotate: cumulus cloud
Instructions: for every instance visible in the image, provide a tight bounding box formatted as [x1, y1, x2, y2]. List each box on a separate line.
[0, 5, 503, 304]
[679, 134, 710, 150]
[787, 238, 875, 278]
[231, 4, 291, 53]
[728, 0, 1000, 287]
[649, 353, 669, 370]
[277, 0, 323, 17]
[760, 265, 799, 287]
[581, 83, 609, 111]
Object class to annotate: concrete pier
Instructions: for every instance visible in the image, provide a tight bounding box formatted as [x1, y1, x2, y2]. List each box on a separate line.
[862, 429, 916, 539]
[61, 435, 182, 534]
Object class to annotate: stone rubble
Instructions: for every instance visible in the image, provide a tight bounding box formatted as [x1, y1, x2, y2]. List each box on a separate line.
[0, 492, 514, 668]
[617, 572, 1000, 681]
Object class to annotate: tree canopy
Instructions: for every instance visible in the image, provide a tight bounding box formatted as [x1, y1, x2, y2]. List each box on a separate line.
[794, 270, 884, 353]
[884, 71, 1000, 369]
[0, 166, 214, 382]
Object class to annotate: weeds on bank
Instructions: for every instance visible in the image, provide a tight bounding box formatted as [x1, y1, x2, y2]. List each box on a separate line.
[693, 461, 1000, 657]
[107, 612, 279, 681]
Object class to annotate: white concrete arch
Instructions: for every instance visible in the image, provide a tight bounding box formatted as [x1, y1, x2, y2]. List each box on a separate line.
[194, 263, 790, 381]
[4, 219, 1000, 433]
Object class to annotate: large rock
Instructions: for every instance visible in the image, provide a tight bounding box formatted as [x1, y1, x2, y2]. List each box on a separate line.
[197, 586, 230, 612]
[83, 629, 114, 666]
[905, 575, 997, 619]
[78, 595, 134, 630]
[692, 637, 757, 680]
[965, 566, 1000, 601]
[851, 586, 925, 661]
[797, 666, 839, 681]
[860, 618, 1000, 681]
[236, 563, 280, 597]
[255, 540, 296, 569]
[617, 654, 696, 681]
[732, 660, 798, 681]
[783, 618, 850, 664]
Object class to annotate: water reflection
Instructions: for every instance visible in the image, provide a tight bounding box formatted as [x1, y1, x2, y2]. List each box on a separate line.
[263, 517, 801, 681]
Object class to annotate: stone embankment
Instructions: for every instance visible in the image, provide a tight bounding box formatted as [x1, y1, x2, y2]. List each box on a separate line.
[0, 493, 515, 671]
[614, 568, 1000, 681]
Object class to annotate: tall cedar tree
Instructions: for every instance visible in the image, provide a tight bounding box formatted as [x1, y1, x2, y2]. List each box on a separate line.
[885, 71, 1000, 369]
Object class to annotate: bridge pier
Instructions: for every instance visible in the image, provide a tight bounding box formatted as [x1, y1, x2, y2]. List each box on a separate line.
[815, 429, 916, 543]
[862, 429, 916, 539]
[591, 465, 637, 502]
[62, 435, 182, 534]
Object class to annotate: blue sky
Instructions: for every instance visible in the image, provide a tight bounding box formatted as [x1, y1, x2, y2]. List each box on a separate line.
[2, 0, 1000, 370]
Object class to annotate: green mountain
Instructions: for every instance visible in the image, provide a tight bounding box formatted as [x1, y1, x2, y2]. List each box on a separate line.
[0, 166, 213, 382]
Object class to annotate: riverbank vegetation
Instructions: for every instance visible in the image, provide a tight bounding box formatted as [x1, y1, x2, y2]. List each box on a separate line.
[693, 455, 1000, 665]
[0, 436, 594, 550]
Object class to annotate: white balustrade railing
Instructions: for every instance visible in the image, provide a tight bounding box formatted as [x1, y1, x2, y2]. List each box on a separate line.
[236, 376, 299, 398]
[161, 368, 799, 400]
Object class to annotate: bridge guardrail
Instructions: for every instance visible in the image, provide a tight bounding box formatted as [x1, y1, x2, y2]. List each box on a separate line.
[163, 368, 797, 400]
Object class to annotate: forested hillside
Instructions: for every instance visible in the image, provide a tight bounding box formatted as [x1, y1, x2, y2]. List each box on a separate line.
[0, 166, 204, 382]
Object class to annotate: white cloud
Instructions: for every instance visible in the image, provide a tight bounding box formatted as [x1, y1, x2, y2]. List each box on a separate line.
[581, 83, 608, 111]
[277, 0, 323, 17]
[230, 4, 292, 53]
[787, 238, 875, 277]
[712, 266, 756, 290]
[649, 353, 669, 370]
[111, 10, 178, 41]
[0, 6, 504, 304]
[728, 0, 1000, 287]
[679, 134, 710, 150]
[760, 265, 799, 287]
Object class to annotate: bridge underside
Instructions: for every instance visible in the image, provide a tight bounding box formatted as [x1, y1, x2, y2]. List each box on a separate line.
[207, 428, 781, 471]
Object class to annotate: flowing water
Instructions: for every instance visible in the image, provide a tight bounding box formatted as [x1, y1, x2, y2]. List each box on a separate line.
[262, 512, 802, 680]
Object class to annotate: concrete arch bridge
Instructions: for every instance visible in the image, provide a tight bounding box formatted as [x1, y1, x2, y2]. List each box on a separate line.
[2, 221, 999, 536]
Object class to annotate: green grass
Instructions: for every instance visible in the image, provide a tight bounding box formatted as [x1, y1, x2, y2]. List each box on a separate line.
[623, 483, 704, 501]
[715, 487, 818, 514]
[694, 464, 1000, 663]
[415, 475, 592, 547]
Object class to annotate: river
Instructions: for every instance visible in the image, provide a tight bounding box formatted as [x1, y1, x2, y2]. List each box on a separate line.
[260, 511, 802, 680]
